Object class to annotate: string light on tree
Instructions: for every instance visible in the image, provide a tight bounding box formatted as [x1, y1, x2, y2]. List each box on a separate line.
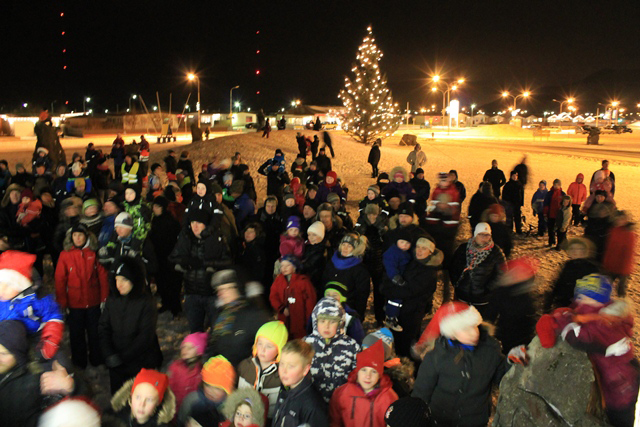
[339, 25, 400, 144]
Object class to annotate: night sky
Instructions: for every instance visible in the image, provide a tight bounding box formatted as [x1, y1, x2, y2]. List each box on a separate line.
[3, 1, 640, 115]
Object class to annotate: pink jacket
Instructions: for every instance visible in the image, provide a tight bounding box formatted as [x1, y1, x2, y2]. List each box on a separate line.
[279, 234, 304, 258]
[168, 358, 203, 411]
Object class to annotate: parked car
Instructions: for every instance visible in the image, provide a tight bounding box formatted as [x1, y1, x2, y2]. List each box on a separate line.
[245, 122, 259, 129]
[611, 125, 632, 134]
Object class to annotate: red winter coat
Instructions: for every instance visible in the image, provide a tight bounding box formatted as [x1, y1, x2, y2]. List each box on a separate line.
[220, 421, 260, 427]
[567, 174, 587, 206]
[554, 302, 638, 410]
[269, 273, 317, 339]
[603, 224, 637, 275]
[168, 358, 202, 412]
[329, 371, 398, 427]
[429, 185, 461, 221]
[279, 234, 304, 258]
[54, 234, 108, 309]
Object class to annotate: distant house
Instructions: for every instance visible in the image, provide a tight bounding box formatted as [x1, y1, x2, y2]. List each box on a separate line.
[525, 115, 539, 124]
[491, 115, 506, 124]
[472, 114, 489, 126]
[281, 105, 345, 129]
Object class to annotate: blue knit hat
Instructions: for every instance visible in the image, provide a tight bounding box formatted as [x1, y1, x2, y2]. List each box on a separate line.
[286, 216, 301, 230]
[362, 328, 395, 360]
[280, 254, 301, 271]
[574, 274, 612, 304]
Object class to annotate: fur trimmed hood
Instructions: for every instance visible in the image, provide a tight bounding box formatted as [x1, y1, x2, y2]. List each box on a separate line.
[221, 387, 266, 427]
[110, 378, 176, 424]
[63, 228, 99, 251]
[390, 166, 409, 182]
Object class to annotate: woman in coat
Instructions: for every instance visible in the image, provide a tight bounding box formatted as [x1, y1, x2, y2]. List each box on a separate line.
[99, 256, 163, 394]
[367, 140, 381, 178]
[322, 233, 371, 320]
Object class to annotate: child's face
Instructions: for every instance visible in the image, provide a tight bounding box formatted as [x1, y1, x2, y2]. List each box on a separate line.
[115, 276, 133, 295]
[115, 225, 132, 238]
[152, 204, 163, 217]
[308, 231, 322, 245]
[130, 383, 160, 424]
[595, 195, 605, 203]
[489, 213, 500, 223]
[234, 403, 253, 427]
[36, 166, 45, 175]
[196, 183, 207, 197]
[357, 367, 380, 393]
[340, 242, 354, 257]
[84, 205, 99, 217]
[0, 283, 19, 301]
[325, 175, 335, 185]
[280, 261, 295, 276]
[57, 165, 66, 176]
[285, 198, 295, 208]
[125, 188, 136, 202]
[575, 294, 603, 307]
[317, 317, 339, 340]
[453, 325, 480, 346]
[180, 342, 199, 361]
[278, 351, 311, 387]
[21, 196, 31, 205]
[244, 228, 256, 243]
[325, 290, 342, 302]
[0, 343, 17, 374]
[203, 384, 227, 403]
[330, 200, 340, 211]
[65, 205, 80, 219]
[287, 227, 299, 238]
[256, 337, 279, 365]
[367, 190, 376, 200]
[366, 213, 378, 224]
[397, 239, 411, 251]
[539, 183, 546, 190]
[72, 232, 87, 248]
[563, 199, 570, 207]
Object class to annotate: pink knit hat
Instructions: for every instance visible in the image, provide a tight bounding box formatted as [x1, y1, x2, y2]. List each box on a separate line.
[182, 332, 208, 356]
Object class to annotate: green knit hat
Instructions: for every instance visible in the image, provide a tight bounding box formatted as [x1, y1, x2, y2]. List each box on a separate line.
[324, 281, 348, 303]
[252, 321, 289, 362]
[82, 198, 100, 212]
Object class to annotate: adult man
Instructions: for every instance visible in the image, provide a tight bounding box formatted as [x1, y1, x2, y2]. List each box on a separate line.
[482, 159, 507, 199]
[406, 144, 427, 174]
[502, 170, 524, 234]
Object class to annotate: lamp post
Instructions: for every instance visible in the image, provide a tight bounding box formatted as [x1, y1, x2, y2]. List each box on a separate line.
[501, 91, 530, 114]
[129, 94, 137, 113]
[431, 75, 465, 134]
[431, 87, 446, 128]
[470, 103, 476, 127]
[187, 73, 201, 126]
[552, 97, 574, 114]
[84, 97, 91, 114]
[229, 85, 239, 119]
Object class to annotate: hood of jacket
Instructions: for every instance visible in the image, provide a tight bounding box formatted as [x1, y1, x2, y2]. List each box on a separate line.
[221, 387, 266, 427]
[1, 183, 23, 207]
[576, 173, 584, 183]
[109, 256, 148, 298]
[416, 248, 444, 267]
[311, 297, 346, 331]
[63, 228, 99, 251]
[110, 378, 176, 424]
[389, 166, 409, 182]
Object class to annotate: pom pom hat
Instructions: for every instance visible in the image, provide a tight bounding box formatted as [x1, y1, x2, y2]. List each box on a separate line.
[416, 301, 482, 346]
[132, 369, 169, 402]
[0, 250, 36, 292]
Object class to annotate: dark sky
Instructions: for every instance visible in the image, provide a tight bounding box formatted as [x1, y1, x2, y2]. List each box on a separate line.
[3, 1, 640, 115]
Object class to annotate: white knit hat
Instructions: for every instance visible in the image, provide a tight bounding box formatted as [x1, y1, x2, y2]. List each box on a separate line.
[38, 398, 101, 427]
[307, 221, 325, 240]
[474, 222, 492, 237]
[115, 212, 133, 229]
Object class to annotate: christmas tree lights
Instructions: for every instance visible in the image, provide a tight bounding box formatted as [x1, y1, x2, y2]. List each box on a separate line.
[339, 26, 400, 144]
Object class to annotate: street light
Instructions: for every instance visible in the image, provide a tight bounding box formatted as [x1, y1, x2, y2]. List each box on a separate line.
[229, 85, 239, 118]
[234, 101, 241, 111]
[501, 91, 530, 114]
[552, 97, 574, 114]
[470, 103, 476, 127]
[129, 94, 137, 113]
[431, 87, 446, 128]
[431, 75, 465, 133]
[187, 72, 201, 126]
[84, 97, 91, 114]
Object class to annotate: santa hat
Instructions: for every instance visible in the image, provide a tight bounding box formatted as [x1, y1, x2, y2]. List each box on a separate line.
[132, 369, 169, 402]
[355, 340, 385, 377]
[38, 397, 101, 427]
[0, 250, 36, 292]
[417, 302, 482, 346]
[499, 257, 538, 286]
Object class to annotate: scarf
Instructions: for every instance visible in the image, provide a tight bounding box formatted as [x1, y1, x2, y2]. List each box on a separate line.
[463, 238, 494, 273]
[212, 299, 247, 338]
[331, 251, 362, 270]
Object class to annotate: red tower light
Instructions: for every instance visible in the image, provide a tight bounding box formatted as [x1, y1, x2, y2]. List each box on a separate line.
[60, 12, 64, 17]
[256, 50, 260, 54]
[63, 65, 67, 69]
[256, 91, 260, 94]
[255, 70, 260, 75]
[61, 31, 65, 35]
[65, 101, 69, 105]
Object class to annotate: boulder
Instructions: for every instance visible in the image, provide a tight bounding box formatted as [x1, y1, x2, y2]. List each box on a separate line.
[493, 337, 610, 427]
[398, 134, 417, 146]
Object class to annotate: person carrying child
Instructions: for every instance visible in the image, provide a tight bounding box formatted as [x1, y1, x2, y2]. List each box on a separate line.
[382, 228, 413, 331]
[273, 339, 329, 427]
[304, 297, 360, 403]
[269, 255, 316, 339]
[16, 188, 43, 227]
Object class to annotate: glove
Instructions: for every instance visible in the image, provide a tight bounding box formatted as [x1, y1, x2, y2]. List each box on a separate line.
[392, 275, 407, 287]
[40, 321, 64, 360]
[175, 264, 186, 273]
[508, 345, 529, 365]
[536, 314, 558, 348]
[105, 354, 123, 368]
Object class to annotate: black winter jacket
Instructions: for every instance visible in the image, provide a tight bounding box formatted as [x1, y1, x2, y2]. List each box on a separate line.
[272, 374, 329, 427]
[0, 365, 41, 427]
[502, 179, 524, 207]
[482, 168, 506, 198]
[322, 253, 371, 319]
[168, 227, 231, 296]
[355, 214, 387, 273]
[367, 145, 380, 165]
[467, 192, 498, 231]
[238, 237, 267, 283]
[412, 326, 509, 427]
[301, 241, 327, 295]
[450, 241, 506, 304]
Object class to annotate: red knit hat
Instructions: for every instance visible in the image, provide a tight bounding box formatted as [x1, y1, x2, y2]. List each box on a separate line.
[132, 369, 169, 402]
[0, 250, 36, 293]
[356, 340, 385, 377]
[416, 302, 482, 346]
[20, 188, 34, 200]
[325, 171, 337, 187]
[499, 257, 538, 286]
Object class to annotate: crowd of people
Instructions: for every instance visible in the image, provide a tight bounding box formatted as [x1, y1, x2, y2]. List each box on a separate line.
[0, 129, 637, 427]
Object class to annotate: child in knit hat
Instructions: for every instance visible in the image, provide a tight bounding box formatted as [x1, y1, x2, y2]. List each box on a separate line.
[79, 198, 104, 237]
[168, 332, 208, 412]
[237, 321, 288, 420]
[279, 216, 304, 258]
[304, 297, 360, 403]
[220, 387, 266, 427]
[105, 368, 176, 426]
[269, 255, 316, 339]
[382, 227, 413, 332]
[362, 328, 412, 397]
[178, 355, 236, 425]
[329, 340, 398, 427]
[358, 185, 389, 217]
[536, 274, 638, 426]
[322, 281, 365, 344]
[16, 188, 42, 227]
[411, 301, 508, 426]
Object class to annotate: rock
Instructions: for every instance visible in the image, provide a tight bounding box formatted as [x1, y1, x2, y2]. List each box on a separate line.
[398, 134, 417, 146]
[493, 336, 610, 427]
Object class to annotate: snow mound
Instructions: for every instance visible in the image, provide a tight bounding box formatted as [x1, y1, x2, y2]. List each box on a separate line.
[465, 124, 533, 138]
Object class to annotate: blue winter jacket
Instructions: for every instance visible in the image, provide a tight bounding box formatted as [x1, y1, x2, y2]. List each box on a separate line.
[0, 291, 63, 334]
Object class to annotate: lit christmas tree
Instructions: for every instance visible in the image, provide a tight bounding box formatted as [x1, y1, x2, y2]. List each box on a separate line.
[339, 26, 401, 145]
